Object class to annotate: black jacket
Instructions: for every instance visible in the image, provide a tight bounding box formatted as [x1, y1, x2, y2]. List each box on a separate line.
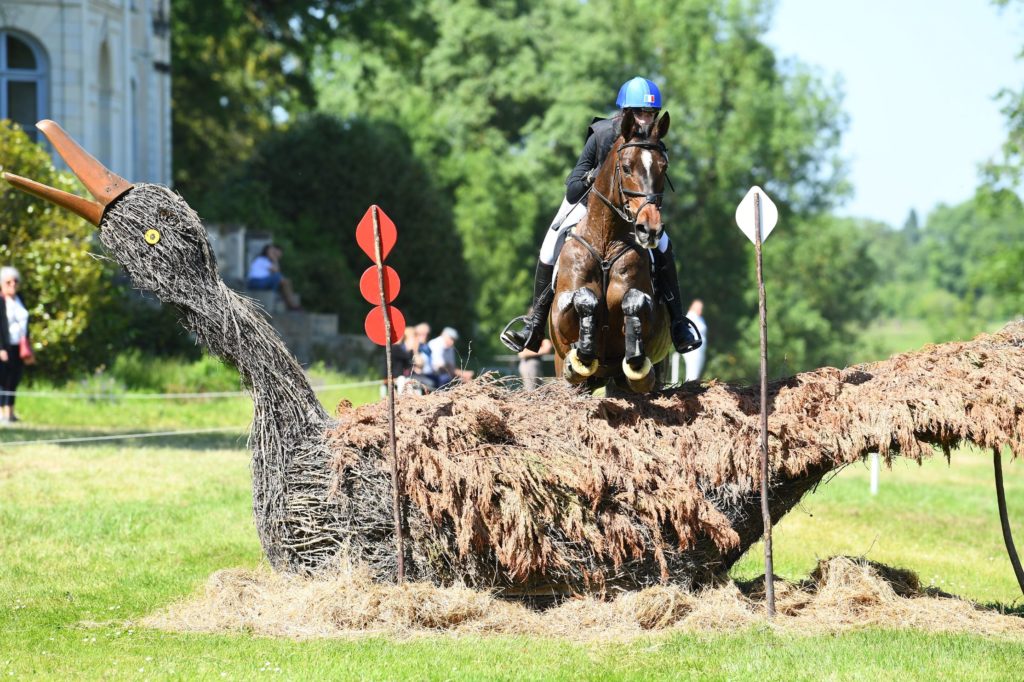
[565, 115, 623, 203]
[0, 297, 29, 348]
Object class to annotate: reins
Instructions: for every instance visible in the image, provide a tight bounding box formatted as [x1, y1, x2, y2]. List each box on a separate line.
[565, 132, 672, 365]
[573, 136, 668, 298]
[590, 140, 669, 228]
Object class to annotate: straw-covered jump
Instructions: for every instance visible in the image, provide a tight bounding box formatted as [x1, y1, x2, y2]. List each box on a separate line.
[5, 126, 1021, 596]
[328, 322, 1024, 594]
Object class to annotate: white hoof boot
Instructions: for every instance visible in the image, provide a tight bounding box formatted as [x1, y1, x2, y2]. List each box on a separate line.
[622, 357, 653, 382]
[567, 348, 599, 377]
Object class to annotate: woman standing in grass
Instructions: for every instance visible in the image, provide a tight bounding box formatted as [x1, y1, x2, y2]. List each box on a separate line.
[0, 266, 33, 424]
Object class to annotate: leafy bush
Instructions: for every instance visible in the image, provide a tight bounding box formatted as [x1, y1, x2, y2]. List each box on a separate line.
[0, 120, 113, 380]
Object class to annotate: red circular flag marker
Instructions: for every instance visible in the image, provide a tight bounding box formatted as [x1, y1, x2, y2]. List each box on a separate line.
[364, 305, 405, 346]
[356, 205, 398, 262]
[359, 265, 401, 305]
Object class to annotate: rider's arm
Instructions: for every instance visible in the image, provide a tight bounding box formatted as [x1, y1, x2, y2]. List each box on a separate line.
[565, 134, 600, 204]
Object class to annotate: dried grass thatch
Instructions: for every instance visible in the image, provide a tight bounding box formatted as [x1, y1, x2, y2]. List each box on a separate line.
[328, 322, 1024, 592]
[141, 556, 1024, 640]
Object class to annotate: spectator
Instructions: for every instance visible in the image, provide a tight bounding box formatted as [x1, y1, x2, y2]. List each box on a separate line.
[414, 322, 436, 379]
[683, 299, 708, 382]
[247, 244, 302, 310]
[392, 326, 419, 378]
[1, 266, 33, 424]
[407, 351, 437, 394]
[427, 327, 474, 387]
[518, 338, 552, 391]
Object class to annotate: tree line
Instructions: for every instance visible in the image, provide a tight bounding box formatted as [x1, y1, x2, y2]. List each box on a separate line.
[2, 0, 1021, 382]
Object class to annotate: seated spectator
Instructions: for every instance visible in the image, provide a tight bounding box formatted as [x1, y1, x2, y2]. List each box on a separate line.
[414, 322, 437, 384]
[392, 326, 418, 378]
[407, 352, 437, 394]
[247, 244, 301, 310]
[392, 326, 437, 395]
[414, 323, 433, 365]
[427, 327, 474, 388]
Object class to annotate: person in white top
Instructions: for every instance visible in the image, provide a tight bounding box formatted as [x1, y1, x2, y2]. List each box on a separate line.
[0, 266, 33, 423]
[246, 244, 302, 310]
[427, 327, 474, 388]
[682, 299, 708, 382]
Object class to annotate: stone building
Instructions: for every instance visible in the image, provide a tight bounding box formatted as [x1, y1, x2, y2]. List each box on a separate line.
[0, 0, 171, 184]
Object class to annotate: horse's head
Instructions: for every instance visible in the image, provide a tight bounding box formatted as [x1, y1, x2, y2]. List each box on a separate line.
[615, 109, 670, 249]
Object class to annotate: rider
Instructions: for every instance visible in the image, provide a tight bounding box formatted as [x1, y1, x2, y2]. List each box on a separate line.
[500, 76, 702, 356]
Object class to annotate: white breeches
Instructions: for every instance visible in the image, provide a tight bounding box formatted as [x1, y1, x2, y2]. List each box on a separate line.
[539, 196, 669, 266]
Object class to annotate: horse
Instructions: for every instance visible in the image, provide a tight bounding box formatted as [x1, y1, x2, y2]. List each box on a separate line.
[550, 109, 674, 393]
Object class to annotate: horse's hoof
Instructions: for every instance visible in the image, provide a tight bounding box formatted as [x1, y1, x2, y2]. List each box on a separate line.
[567, 348, 599, 377]
[622, 356, 652, 382]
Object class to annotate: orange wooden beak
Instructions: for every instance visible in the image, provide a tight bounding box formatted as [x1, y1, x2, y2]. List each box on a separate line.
[2, 119, 134, 225]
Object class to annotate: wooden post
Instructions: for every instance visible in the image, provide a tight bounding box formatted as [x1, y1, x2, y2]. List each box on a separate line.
[753, 191, 776, 617]
[372, 206, 405, 584]
[994, 448, 1024, 596]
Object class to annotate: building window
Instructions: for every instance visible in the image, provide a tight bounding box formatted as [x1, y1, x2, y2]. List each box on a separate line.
[0, 31, 48, 142]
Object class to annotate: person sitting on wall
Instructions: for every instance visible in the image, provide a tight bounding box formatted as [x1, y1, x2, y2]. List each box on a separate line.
[246, 244, 302, 310]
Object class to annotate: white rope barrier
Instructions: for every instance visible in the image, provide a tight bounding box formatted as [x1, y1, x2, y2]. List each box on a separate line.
[0, 426, 247, 448]
[0, 379, 382, 400]
[0, 380, 382, 448]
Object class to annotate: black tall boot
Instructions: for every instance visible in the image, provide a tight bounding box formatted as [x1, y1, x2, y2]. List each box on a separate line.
[500, 261, 555, 353]
[653, 245, 702, 354]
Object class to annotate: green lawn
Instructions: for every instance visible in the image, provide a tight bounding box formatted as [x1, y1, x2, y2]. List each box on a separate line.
[2, 389, 1023, 680]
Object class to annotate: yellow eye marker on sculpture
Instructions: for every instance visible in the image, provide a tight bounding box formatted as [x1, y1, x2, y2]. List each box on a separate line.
[144, 229, 161, 245]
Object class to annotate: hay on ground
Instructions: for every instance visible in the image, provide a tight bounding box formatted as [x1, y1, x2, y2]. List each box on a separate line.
[141, 557, 1024, 640]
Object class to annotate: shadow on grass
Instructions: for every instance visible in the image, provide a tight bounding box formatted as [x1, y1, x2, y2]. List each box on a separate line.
[0, 425, 249, 452]
[978, 600, 1024, 617]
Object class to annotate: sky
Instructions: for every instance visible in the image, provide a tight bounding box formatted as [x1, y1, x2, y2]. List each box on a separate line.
[766, 0, 1024, 227]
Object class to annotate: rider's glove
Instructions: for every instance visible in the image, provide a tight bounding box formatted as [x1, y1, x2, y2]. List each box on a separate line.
[584, 168, 598, 186]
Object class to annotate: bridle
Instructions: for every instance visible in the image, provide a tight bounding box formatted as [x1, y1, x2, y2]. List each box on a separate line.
[591, 139, 672, 238]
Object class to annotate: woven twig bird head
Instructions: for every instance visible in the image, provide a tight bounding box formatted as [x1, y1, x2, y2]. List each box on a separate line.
[3, 120, 220, 305]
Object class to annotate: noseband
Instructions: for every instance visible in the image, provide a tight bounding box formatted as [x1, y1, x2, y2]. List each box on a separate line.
[592, 140, 670, 232]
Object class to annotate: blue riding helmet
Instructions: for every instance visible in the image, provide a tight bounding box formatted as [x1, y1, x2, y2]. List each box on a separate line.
[615, 77, 662, 109]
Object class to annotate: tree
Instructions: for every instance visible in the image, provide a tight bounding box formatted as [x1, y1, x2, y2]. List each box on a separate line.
[315, 0, 849, 361]
[0, 121, 113, 379]
[171, 1, 441, 217]
[227, 114, 473, 335]
[715, 215, 880, 379]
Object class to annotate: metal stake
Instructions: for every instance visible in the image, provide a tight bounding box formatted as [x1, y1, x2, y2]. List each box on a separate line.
[754, 191, 776, 617]
[372, 205, 405, 584]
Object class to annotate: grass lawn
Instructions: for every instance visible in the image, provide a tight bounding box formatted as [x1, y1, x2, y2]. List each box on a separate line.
[2, 389, 1023, 680]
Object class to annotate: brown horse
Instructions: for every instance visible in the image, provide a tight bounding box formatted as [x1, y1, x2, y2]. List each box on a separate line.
[550, 110, 673, 392]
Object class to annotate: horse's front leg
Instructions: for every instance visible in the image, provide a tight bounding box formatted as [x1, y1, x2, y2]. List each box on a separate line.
[621, 288, 656, 391]
[558, 287, 600, 381]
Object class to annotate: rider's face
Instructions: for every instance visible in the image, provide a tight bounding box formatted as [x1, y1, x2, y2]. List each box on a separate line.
[631, 108, 658, 128]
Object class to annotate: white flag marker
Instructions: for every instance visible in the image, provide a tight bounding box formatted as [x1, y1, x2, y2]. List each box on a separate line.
[735, 185, 779, 245]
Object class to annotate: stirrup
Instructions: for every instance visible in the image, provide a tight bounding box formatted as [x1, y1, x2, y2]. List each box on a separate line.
[673, 318, 703, 354]
[500, 315, 531, 353]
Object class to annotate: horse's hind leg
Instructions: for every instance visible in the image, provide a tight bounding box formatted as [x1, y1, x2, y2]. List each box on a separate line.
[561, 287, 599, 381]
[621, 288, 656, 392]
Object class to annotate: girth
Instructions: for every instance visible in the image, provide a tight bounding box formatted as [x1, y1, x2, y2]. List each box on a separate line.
[566, 231, 646, 301]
